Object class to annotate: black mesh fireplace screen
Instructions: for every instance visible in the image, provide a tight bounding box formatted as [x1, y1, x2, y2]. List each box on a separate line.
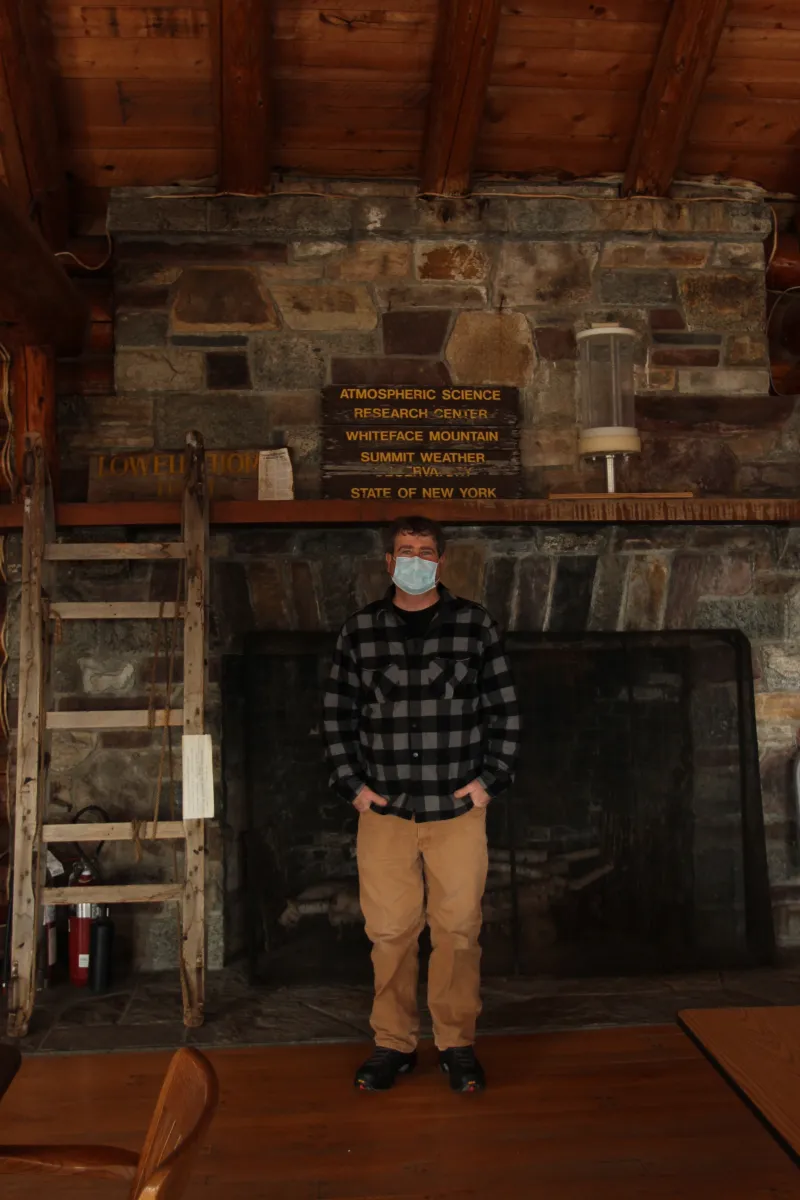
[232, 629, 774, 984]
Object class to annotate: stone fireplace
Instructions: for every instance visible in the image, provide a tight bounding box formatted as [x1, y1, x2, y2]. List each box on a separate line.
[6, 520, 800, 974]
[4, 183, 800, 974]
[240, 624, 772, 985]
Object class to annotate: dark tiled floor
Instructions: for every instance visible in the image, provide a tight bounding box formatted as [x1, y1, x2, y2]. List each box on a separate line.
[4, 962, 800, 1055]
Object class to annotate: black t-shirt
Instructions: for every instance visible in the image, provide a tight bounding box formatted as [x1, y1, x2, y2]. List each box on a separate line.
[393, 601, 440, 642]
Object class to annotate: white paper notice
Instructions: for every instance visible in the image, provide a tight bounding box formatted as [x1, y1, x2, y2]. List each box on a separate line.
[258, 448, 294, 500]
[182, 734, 214, 819]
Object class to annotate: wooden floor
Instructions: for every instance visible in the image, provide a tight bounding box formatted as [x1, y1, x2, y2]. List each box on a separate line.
[681, 1006, 800, 1162]
[1, 1029, 798, 1199]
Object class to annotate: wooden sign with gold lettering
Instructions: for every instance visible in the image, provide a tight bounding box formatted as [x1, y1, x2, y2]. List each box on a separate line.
[88, 450, 260, 501]
[322, 385, 520, 501]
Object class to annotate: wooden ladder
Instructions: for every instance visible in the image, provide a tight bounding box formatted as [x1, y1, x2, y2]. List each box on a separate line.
[7, 431, 209, 1037]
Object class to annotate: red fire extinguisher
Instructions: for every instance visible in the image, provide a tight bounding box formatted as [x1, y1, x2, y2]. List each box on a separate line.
[68, 865, 96, 987]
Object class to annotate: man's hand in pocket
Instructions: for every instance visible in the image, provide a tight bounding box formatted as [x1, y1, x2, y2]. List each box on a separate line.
[353, 786, 389, 813]
[454, 780, 491, 809]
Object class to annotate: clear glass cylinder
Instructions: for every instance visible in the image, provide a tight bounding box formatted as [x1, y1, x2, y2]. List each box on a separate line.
[577, 325, 640, 456]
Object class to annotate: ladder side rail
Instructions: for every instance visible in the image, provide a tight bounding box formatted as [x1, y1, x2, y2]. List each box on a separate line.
[8, 435, 53, 1037]
[181, 430, 208, 1028]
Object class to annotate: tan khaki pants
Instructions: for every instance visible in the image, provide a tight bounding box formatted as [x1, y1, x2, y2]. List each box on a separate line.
[357, 806, 488, 1053]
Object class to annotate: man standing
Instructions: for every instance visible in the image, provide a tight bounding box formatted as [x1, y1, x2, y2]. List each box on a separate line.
[324, 516, 520, 1093]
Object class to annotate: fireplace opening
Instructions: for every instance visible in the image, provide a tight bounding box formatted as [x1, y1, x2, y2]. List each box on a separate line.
[231, 629, 773, 985]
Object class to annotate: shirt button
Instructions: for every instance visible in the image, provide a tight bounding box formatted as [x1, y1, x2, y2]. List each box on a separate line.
[412, 752, 419, 758]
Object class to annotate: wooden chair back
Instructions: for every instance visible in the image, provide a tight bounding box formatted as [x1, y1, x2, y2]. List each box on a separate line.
[129, 1047, 218, 1200]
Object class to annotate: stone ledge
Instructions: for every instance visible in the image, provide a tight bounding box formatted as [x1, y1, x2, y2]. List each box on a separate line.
[108, 188, 773, 243]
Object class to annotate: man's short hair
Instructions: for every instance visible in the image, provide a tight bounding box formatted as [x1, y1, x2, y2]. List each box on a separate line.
[385, 515, 446, 557]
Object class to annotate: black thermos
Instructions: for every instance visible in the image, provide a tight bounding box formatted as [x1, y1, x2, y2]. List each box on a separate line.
[89, 912, 114, 993]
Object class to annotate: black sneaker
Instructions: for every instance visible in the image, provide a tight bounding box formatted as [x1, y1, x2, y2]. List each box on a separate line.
[439, 1046, 486, 1093]
[354, 1047, 417, 1091]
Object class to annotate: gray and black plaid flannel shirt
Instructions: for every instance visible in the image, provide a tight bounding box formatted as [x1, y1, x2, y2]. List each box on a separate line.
[323, 586, 520, 821]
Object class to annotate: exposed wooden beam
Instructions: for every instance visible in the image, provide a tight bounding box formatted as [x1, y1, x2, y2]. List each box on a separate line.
[0, 184, 89, 354]
[420, 0, 502, 197]
[0, 0, 68, 247]
[623, 0, 731, 198]
[214, 0, 271, 194]
[11, 346, 58, 494]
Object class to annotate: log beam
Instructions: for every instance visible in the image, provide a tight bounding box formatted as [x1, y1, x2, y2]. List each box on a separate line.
[214, 0, 271, 194]
[0, 185, 89, 354]
[11, 347, 57, 494]
[0, 0, 68, 248]
[420, 0, 502, 197]
[623, 0, 731, 198]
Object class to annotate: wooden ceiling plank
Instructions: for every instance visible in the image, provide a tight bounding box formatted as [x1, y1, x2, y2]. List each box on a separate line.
[215, 0, 271, 194]
[489, 47, 654, 91]
[421, 0, 502, 196]
[46, 5, 209, 38]
[0, 183, 88, 353]
[52, 38, 212, 78]
[66, 146, 216, 188]
[0, 0, 69, 247]
[623, 0, 732, 197]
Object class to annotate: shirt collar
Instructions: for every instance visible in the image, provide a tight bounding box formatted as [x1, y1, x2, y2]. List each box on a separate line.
[379, 583, 453, 624]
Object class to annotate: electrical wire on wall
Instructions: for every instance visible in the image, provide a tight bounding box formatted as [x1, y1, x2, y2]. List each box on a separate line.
[0, 346, 14, 503]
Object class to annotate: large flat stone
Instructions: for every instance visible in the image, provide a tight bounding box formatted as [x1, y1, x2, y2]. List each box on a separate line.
[115, 348, 204, 393]
[116, 310, 169, 347]
[520, 425, 577, 468]
[378, 284, 487, 310]
[623, 555, 669, 630]
[445, 312, 534, 386]
[382, 310, 451, 356]
[677, 368, 771, 395]
[515, 556, 552, 631]
[208, 194, 353, 238]
[171, 267, 280, 330]
[59, 395, 154, 452]
[108, 188, 208, 234]
[495, 242, 599, 308]
[416, 241, 491, 282]
[328, 241, 411, 281]
[271, 284, 377, 332]
[680, 271, 766, 331]
[695, 597, 784, 639]
[548, 556, 597, 631]
[248, 560, 292, 628]
[251, 335, 327, 389]
[597, 270, 677, 306]
[330, 357, 451, 387]
[506, 197, 599, 235]
[155, 394, 273, 449]
[439, 542, 487, 604]
[524, 364, 577, 422]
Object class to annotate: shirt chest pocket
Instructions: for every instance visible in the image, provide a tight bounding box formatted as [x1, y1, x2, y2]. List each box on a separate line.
[365, 662, 402, 704]
[425, 656, 478, 700]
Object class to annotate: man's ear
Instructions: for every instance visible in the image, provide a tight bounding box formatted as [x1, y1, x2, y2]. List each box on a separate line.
[436, 551, 445, 580]
[385, 552, 394, 575]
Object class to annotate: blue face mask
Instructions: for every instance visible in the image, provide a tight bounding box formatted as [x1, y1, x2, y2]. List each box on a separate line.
[392, 556, 438, 597]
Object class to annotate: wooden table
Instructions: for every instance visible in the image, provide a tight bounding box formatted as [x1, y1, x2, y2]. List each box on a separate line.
[680, 1006, 800, 1162]
[0, 1047, 20, 1104]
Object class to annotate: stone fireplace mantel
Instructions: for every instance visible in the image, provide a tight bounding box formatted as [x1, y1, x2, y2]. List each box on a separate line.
[2, 496, 800, 529]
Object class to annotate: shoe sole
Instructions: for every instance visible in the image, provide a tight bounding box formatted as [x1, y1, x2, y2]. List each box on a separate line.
[355, 1062, 415, 1092]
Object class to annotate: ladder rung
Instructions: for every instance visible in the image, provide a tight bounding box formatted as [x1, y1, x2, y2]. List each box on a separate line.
[45, 543, 186, 561]
[50, 602, 185, 620]
[42, 884, 182, 906]
[43, 821, 186, 843]
[47, 709, 183, 731]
